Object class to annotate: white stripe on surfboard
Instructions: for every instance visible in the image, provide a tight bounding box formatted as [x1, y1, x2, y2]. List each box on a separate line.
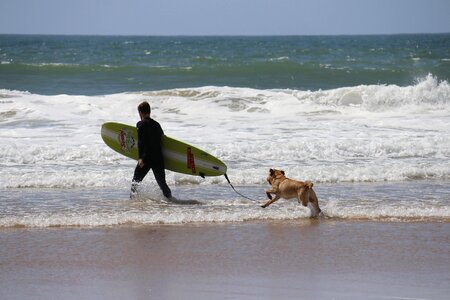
[101, 127, 121, 141]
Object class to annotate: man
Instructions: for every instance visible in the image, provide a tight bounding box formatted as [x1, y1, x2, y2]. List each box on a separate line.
[131, 101, 172, 199]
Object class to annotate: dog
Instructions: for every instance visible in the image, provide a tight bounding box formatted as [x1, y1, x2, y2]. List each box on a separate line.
[262, 169, 322, 216]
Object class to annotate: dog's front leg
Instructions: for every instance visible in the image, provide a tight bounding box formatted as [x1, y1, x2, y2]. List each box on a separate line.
[265, 183, 280, 200]
[261, 195, 280, 208]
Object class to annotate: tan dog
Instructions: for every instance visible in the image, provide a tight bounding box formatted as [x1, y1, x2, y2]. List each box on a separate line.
[262, 169, 322, 216]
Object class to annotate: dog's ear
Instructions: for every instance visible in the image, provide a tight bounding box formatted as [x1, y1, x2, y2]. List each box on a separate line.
[269, 169, 275, 175]
[281, 170, 285, 175]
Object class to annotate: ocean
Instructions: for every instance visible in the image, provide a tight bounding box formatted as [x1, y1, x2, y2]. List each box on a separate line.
[1, 34, 449, 227]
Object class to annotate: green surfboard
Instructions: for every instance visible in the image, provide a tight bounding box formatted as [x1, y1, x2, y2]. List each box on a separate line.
[101, 122, 227, 177]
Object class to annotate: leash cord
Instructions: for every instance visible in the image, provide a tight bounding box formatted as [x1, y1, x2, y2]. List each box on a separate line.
[224, 173, 255, 201]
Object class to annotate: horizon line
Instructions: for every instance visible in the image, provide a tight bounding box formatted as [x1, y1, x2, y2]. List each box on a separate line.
[1, 32, 449, 37]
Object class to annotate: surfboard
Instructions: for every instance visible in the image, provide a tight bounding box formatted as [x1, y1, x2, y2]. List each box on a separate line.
[101, 122, 227, 177]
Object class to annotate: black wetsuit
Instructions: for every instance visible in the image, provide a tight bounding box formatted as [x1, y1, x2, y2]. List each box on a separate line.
[131, 117, 172, 198]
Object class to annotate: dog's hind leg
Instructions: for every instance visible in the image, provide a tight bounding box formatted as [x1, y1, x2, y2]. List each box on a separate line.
[298, 188, 310, 207]
[308, 188, 322, 215]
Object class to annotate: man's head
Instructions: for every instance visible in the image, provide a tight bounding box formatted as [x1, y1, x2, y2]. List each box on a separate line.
[138, 101, 151, 119]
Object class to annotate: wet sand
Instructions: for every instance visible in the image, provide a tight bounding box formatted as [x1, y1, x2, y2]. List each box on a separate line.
[1, 220, 449, 300]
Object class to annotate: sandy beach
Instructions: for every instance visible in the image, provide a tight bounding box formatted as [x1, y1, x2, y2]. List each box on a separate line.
[1, 220, 449, 300]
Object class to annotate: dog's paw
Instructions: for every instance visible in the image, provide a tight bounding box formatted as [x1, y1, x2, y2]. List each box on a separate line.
[261, 204, 267, 208]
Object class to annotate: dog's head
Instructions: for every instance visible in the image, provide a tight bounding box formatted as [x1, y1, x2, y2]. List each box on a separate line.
[267, 168, 286, 185]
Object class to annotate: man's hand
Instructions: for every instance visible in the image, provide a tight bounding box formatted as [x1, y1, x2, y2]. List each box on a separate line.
[138, 159, 145, 168]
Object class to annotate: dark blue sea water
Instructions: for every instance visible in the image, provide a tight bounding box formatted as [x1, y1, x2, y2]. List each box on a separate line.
[1, 34, 449, 95]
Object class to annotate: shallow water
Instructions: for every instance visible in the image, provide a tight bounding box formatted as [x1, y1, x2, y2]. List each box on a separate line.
[1, 180, 448, 228]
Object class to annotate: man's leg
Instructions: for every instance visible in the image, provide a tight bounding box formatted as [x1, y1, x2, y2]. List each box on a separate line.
[131, 162, 151, 197]
[152, 165, 172, 198]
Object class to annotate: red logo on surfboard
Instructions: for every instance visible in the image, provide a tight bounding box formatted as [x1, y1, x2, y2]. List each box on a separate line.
[118, 128, 135, 152]
[187, 147, 196, 174]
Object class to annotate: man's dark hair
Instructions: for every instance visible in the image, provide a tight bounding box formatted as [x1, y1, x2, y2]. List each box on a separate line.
[138, 101, 151, 114]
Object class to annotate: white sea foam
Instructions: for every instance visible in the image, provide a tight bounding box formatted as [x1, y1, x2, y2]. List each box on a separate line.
[0, 75, 449, 189]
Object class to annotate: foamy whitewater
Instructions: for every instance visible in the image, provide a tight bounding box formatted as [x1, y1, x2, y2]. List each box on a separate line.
[1, 75, 450, 226]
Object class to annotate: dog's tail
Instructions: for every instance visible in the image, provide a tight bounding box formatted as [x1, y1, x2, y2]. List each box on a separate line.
[305, 181, 314, 189]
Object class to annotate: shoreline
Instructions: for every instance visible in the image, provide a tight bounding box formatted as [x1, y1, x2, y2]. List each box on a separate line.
[1, 220, 449, 299]
[1, 216, 449, 230]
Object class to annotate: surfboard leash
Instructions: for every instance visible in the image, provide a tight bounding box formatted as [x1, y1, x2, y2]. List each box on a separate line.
[224, 173, 255, 201]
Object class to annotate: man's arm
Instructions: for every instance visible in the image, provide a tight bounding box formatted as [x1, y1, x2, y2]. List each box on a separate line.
[137, 121, 146, 168]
